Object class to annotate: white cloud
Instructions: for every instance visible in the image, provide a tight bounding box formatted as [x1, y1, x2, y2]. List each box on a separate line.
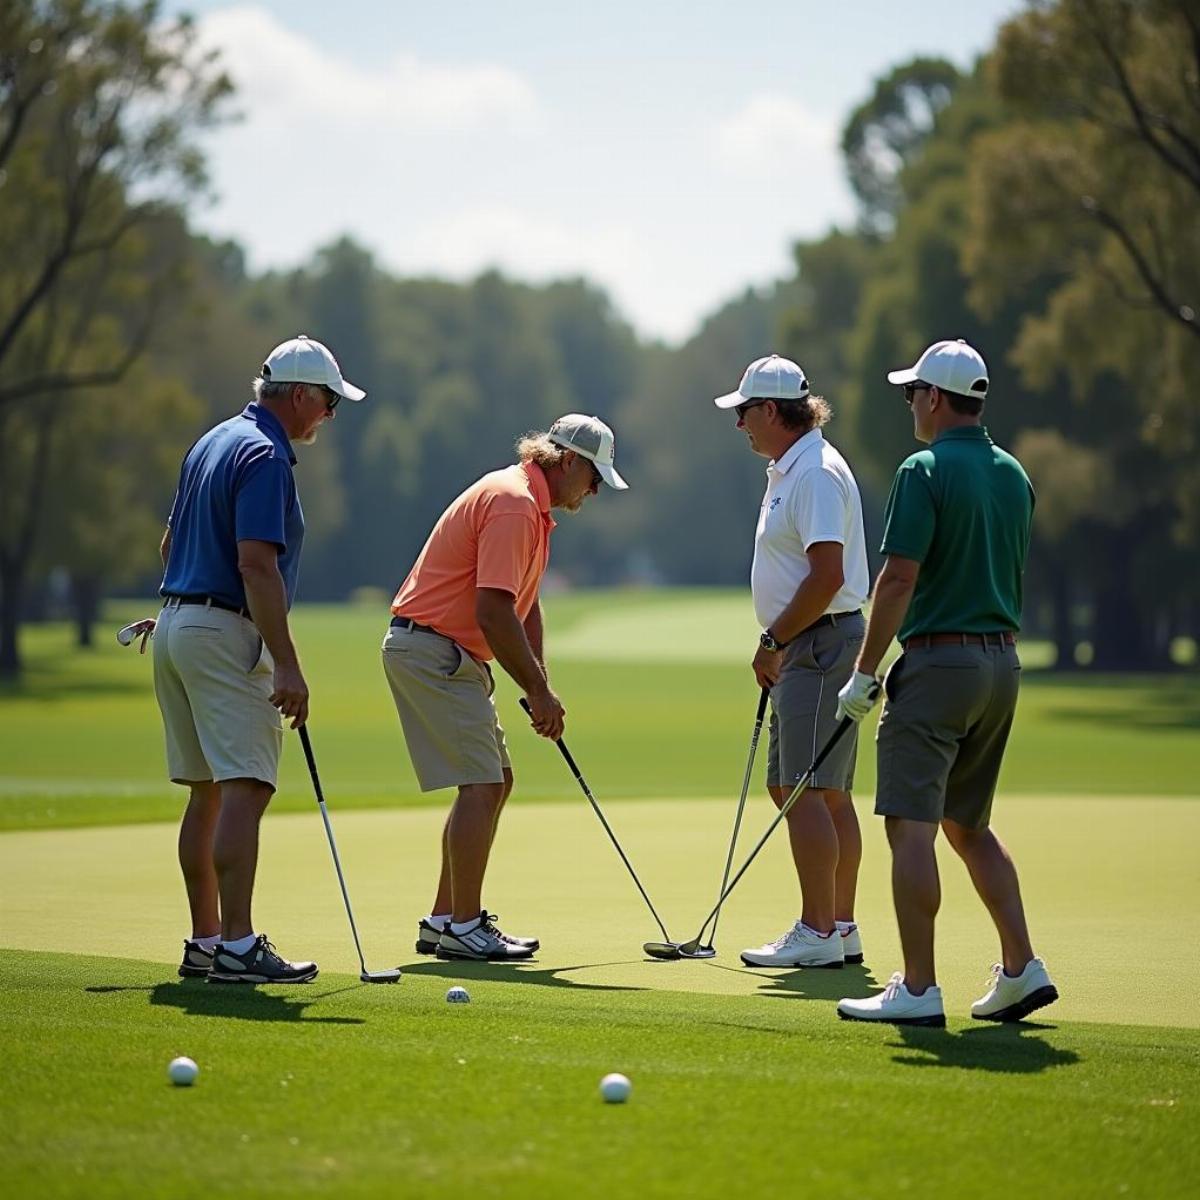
[199, 6, 540, 133]
[713, 95, 839, 178]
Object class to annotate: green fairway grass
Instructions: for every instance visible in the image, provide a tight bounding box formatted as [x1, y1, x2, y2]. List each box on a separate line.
[1, 592, 1198, 831]
[2, 946, 1197, 1200]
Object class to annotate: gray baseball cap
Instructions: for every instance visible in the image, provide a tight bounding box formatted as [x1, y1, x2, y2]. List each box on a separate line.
[547, 413, 628, 490]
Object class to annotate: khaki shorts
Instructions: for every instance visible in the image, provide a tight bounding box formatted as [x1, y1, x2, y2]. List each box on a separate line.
[766, 612, 864, 792]
[381, 623, 510, 792]
[152, 601, 282, 788]
[875, 641, 1021, 828]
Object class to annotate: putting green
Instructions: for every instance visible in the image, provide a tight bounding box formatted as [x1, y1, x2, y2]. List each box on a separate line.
[2, 793, 1194, 1029]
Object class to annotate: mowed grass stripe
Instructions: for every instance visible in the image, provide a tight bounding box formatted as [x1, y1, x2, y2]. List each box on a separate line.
[1, 948, 1197, 1200]
[2, 795, 1196, 1029]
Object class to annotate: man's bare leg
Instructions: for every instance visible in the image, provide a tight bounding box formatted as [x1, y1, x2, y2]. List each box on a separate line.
[446, 781, 507, 922]
[178, 781, 221, 938]
[885, 816, 940, 994]
[432, 769, 513, 916]
[213, 778, 273, 941]
[824, 788, 861, 923]
[942, 818, 1035, 975]
[770, 784, 837, 933]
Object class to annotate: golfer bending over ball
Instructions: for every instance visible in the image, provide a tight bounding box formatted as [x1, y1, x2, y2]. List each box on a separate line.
[383, 415, 627, 961]
[835, 339, 1058, 1027]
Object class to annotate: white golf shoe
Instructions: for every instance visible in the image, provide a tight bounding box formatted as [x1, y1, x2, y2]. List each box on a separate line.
[740, 922, 844, 969]
[837, 920, 864, 964]
[837, 972, 946, 1027]
[971, 958, 1059, 1022]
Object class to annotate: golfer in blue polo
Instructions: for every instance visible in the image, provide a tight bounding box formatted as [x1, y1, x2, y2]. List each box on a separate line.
[153, 335, 364, 984]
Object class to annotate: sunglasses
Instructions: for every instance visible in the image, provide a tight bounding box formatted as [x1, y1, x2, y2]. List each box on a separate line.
[734, 398, 770, 420]
[320, 386, 341, 413]
[903, 381, 933, 406]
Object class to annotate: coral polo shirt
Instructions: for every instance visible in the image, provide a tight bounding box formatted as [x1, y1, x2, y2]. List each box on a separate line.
[391, 462, 556, 661]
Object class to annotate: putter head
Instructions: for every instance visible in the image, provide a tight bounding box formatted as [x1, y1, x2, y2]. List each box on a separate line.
[361, 969, 402, 984]
[675, 938, 717, 960]
[642, 941, 683, 960]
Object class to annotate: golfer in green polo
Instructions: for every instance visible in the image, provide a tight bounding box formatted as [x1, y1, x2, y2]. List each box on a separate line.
[834, 339, 1058, 1027]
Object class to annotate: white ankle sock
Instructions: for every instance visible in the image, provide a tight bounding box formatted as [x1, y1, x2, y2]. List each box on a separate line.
[450, 916, 482, 936]
[799, 922, 836, 938]
[835, 920, 857, 934]
[221, 933, 257, 954]
[192, 934, 222, 950]
[426, 914, 450, 931]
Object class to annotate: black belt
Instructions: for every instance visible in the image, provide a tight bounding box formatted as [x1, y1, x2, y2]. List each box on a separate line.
[162, 593, 249, 618]
[390, 616, 444, 636]
[801, 609, 861, 634]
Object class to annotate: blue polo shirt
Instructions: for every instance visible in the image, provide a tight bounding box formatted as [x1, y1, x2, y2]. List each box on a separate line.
[160, 404, 305, 609]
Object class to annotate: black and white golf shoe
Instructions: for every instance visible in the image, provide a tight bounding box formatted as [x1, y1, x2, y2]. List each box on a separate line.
[436, 913, 536, 961]
[417, 916, 539, 956]
[178, 939, 214, 978]
[207, 934, 319, 984]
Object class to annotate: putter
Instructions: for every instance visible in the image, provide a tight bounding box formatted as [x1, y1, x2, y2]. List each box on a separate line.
[704, 686, 770, 953]
[298, 726, 401, 984]
[643, 714, 859, 961]
[519, 697, 677, 949]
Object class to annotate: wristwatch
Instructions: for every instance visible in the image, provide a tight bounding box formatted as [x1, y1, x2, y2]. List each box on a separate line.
[759, 629, 782, 652]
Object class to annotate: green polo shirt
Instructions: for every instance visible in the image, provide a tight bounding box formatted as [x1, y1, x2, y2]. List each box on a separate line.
[880, 426, 1034, 642]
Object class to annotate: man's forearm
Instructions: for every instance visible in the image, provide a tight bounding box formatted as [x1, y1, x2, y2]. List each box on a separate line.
[482, 604, 547, 695]
[522, 599, 545, 667]
[241, 562, 299, 668]
[857, 569, 917, 676]
[770, 575, 842, 644]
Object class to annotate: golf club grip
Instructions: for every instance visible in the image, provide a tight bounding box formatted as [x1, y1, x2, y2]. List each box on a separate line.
[298, 725, 325, 803]
[755, 686, 769, 722]
[517, 697, 584, 778]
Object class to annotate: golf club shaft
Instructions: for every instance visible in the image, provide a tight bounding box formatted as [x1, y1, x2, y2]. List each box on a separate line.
[688, 716, 854, 949]
[299, 725, 369, 976]
[706, 686, 769, 948]
[520, 698, 673, 943]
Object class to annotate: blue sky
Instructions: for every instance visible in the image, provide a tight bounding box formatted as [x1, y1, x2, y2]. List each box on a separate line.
[167, 1, 1023, 342]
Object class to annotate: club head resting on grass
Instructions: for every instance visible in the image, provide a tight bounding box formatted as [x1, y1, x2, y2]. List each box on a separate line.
[643, 939, 717, 960]
[360, 968, 402, 984]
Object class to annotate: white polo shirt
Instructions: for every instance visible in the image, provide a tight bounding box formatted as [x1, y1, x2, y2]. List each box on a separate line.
[750, 428, 870, 629]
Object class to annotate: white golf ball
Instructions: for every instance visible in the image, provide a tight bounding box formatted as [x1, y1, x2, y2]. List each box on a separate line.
[168, 1056, 199, 1086]
[446, 986, 470, 1004]
[600, 1072, 631, 1103]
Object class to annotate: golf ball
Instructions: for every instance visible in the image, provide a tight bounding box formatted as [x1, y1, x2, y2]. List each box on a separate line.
[168, 1056, 199, 1087]
[446, 986, 470, 1004]
[600, 1072, 631, 1103]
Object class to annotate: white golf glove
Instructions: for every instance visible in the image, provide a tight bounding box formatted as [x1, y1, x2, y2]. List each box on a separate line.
[836, 670, 882, 722]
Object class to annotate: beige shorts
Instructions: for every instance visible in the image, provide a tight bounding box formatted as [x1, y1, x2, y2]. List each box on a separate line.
[381, 622, 510, 792]
[152, 601, 282, 789]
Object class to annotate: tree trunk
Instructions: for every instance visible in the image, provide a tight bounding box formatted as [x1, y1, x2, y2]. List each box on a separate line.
[1089, 564, 1171, 671]
[71, 571, 102, 649]
[0, 555, 23, 680]
[1047, 558, 1077, 670]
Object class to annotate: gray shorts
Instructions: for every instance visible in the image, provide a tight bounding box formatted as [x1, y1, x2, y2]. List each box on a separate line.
[875, 641, 1021, 828]
[381, 623, 510, 792]
[766, 612, 864, 792]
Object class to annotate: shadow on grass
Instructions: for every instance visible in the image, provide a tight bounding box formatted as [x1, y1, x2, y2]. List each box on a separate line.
[1025, 674, 1200, 733]
[704, 960, 881, 1001]
[86, 979, 365, 1024]
[401, 958, 647, 993]
[890, 1022, 1080, 1074]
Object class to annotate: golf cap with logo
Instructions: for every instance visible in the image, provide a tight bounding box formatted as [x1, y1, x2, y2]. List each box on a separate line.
[547, 413, 628, 490]
[887, 339, 989, 399]
[713, 354, 810, 409]
[261, 334, 366, 402]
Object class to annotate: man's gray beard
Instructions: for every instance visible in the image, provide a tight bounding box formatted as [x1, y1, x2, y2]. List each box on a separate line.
[296, 430, 318, 446]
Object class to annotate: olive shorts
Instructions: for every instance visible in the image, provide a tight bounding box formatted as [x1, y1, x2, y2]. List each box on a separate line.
[766, 612, 865, 792]
[875, 641, 1021, 828]
[381, 623, 510, 792]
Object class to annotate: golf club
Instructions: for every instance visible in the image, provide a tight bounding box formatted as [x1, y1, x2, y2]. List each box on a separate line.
[116, 618, 156, 653]
[298, 725, 401, 984]
[519, 697, 676, 948]
[703, 686, 769, 953]
[643, 713, 859, 961]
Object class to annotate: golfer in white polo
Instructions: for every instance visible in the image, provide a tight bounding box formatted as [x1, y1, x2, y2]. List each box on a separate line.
[714, 354, 870, 969]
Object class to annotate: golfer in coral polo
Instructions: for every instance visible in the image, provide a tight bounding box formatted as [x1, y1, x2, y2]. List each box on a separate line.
[382, 415, 627, 961]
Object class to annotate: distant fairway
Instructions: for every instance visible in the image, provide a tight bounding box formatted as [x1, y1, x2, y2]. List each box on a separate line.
[2, 592, 1198, 1198]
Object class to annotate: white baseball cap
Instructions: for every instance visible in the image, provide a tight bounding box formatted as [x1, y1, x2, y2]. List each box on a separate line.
[261, 334, 366, 402]
[713, 354, 809, 409]
[887, 339, 988, 399]
[547, 413, 628, 490]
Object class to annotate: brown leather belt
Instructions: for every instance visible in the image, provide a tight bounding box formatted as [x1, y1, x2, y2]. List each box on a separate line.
[903, 631, 1016, 650]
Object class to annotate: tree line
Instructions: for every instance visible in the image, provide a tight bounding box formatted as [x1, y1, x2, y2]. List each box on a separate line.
[1, 0, 1196, 677]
